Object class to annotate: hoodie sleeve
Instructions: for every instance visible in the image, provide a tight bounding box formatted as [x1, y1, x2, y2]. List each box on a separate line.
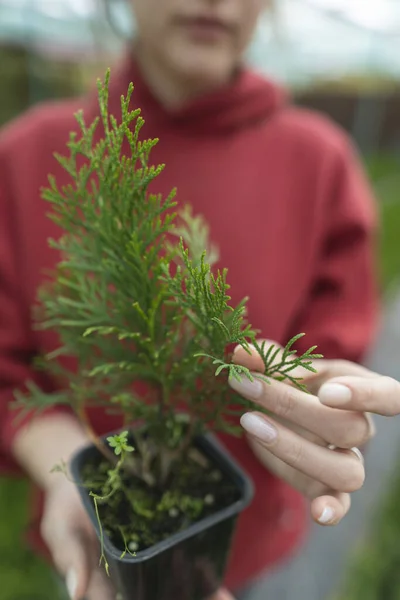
[286, 137, 379, 363]
[0, 179, 72, 475]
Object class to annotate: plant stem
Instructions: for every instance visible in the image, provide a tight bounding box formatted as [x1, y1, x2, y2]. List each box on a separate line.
[132, 432, 157, 488]
[159, 418, 196, 485]
[156, 382, 166, 420]
[76, 404, 117, 465]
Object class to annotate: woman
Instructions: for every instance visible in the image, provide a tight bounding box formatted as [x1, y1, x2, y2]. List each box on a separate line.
[0, 1, 400, 599]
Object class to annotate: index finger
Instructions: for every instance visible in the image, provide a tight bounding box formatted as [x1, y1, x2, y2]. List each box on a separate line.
[319, 375, 400, 416]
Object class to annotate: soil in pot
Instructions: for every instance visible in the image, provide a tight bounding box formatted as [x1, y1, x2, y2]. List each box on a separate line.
[72, 429, 254, 600]
[80, 435, 241, 556]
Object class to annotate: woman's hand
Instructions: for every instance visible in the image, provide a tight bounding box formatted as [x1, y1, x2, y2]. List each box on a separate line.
[12, 415, 114, 599]
[229, 341, 400, 526]
[42, 477, 116, 600]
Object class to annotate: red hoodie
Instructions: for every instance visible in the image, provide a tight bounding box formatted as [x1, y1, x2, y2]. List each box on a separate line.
[0, 56, 378, 591]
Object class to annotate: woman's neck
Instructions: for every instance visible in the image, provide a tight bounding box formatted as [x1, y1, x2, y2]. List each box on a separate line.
[133, 43, 233, 110]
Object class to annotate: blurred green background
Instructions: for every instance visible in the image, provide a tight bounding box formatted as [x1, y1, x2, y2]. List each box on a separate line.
[1, 3, 400, 598]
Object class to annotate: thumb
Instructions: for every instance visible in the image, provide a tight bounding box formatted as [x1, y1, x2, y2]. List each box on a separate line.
[233, 339, 282, 372]
[233, 338, 323, 384]
[52, 530, 93, 600]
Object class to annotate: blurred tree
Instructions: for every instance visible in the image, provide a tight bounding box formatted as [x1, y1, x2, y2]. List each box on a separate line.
[0, 46, 31, 125]
[0, 44, 91, 126]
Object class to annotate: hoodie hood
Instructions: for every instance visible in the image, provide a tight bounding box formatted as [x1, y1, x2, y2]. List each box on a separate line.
[97, 52, 288, 135]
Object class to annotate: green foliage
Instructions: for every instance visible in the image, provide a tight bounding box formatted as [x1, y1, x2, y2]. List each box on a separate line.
[16, 69, 320, 471]
[89, 432, 137, 573]
[107, 431, 135, 456]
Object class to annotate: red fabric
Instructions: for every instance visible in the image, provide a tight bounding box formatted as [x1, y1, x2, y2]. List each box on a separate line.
[0, 55, 379, 590]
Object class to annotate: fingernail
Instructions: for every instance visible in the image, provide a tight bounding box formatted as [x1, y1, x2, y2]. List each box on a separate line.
[240, 413, 277, 443]
[319, 383, 352, 406]
[229, 374, 263, 399]
[318, 506, 335, 524]
[66, 568, 77, 600]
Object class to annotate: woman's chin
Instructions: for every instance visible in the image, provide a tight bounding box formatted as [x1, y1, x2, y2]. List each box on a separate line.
[171, 49, 237, 90]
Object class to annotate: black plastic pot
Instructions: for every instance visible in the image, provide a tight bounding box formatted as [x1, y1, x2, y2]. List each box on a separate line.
[70, 431, 254, 600]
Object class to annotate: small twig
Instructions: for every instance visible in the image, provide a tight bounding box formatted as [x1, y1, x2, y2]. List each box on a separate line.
[77, 404, 117, 465]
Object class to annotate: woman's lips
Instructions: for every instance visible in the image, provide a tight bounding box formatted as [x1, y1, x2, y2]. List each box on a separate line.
[178, 16, 232, 42]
